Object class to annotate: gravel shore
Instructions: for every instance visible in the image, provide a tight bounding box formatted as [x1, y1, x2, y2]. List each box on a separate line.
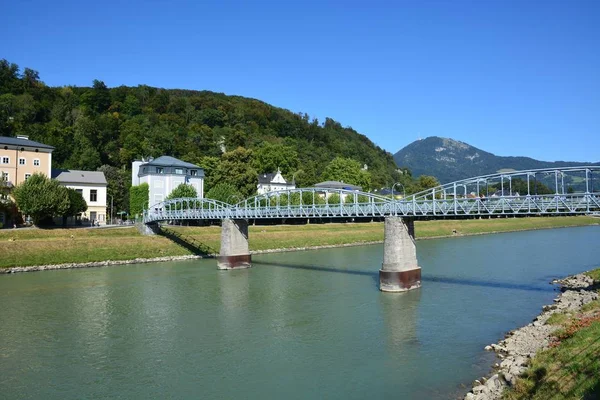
[463, 272, 599, 400]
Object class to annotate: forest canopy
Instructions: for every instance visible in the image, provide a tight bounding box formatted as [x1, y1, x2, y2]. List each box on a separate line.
[0, 59, 415, 212]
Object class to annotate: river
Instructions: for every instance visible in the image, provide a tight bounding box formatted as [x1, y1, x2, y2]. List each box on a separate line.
[1, 225, 599, 399]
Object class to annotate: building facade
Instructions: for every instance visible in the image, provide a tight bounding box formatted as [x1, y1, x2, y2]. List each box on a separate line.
[132, 156, 205, 206]
[0, 135, 53, 186]
[52, 170, 108, 225]
[257, 169, 295, 194]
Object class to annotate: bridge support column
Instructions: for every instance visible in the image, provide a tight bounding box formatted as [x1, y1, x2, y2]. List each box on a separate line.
[379, 217, 421, 292]
[136, 222, 159, 236]
[217, 219, 251, 270]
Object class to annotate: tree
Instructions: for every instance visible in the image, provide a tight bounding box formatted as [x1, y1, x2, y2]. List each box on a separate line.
[98, 165, 129, 217]
[196, 156, 220, 191]
[81, 79, 111, 114]
[0, 174, 15, 227]
[252, 142, 299, 176]
[129, 183, 149, 218]
[167, 183, 197, 199]
[12, 173, 70, 225]
[411, 175, 440, 194]
[321, 157, 371, 190]
[62, 188, 87, 225]
[205, 182, 241, 204]
[213, 147, 258, 197]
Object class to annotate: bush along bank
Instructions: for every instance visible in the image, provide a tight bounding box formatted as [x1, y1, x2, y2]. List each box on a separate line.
[463, 270, 600, 400]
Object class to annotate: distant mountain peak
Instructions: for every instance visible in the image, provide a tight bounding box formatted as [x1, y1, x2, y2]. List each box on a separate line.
[393, 137, 598, 183]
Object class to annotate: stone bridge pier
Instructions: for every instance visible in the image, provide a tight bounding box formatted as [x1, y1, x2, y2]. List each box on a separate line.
[379, 216, 421, 292]
[217, 219, 251, 270]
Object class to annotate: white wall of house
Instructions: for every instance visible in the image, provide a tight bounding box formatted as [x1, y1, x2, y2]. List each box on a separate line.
[60, 183, 108, 224]
[257, 171, 295, 195]
[145, 174, 204, 207]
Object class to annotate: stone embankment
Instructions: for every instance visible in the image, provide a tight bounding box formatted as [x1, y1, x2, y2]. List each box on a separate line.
[463, 273, 598, 400]
[0, 241, 385, 274]
[0, 255, 203, 274]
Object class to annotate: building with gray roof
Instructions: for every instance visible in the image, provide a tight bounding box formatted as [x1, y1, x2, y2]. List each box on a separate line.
[132, 156, 205, 206]
[52, 169, 108, 225]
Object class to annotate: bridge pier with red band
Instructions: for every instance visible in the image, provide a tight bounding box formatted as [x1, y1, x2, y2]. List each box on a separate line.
[217, 254, 252, 270]
[379, 268, 421, 292]
[217, 218, 251, 270]
[380, 216, 422, 292]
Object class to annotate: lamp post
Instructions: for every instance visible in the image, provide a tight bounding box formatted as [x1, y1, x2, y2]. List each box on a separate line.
[392, 182, 405, 199]
[108, 194, 114, 225]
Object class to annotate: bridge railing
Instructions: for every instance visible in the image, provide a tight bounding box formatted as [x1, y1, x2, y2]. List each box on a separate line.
[143, 167, 600, 223]
[404, 166, 600, 204]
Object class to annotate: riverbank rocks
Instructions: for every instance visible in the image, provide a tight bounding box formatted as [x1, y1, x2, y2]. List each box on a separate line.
[463, 271, 599, 400]
[0, 255, 203, 274]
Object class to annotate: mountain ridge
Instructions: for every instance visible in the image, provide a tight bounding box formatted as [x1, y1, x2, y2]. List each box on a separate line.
[393, 137, 599, 183]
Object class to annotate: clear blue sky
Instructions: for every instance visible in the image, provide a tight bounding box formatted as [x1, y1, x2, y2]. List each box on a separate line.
[2, 0, 598, 162]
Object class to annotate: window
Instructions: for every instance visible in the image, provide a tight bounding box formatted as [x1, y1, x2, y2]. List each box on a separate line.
[175, 168, 183, 175]
[1, 157, 8, 164]
[33, 159, 40, 166]
[1, 172, 8, 181]
[19, 158, 26, 165]
[24, 173, 31, 180]
[90, 190, 98, 202]
[190, 169, 197, 176]
[156, 167, 164, 174]
[75, 189, 83, 195]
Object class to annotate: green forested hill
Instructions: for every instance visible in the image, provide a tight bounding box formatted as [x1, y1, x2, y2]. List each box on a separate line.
[0, 60, 401, 202]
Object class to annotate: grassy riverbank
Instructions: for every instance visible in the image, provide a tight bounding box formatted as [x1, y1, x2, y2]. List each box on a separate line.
[0, 216, 597, 269]
[504, 268, 600, 400]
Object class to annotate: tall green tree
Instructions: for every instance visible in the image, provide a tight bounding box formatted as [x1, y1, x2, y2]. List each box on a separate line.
[62, 188, 87, 225]
[205, 182, 241, 204]
[12, 173, 70, 225]
[213, 147, 258, 197]
[321, 157, 371, 190]
[129, 183, 149, 218]
[252, 142, 299, 176]
[411, 175, 440, 194]
[98, 165, 130, 217]
[166, 183, 197, 199]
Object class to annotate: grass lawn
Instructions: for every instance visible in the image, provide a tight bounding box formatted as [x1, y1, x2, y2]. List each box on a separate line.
[504, 268, 600, 400]
[0, 215, 597, 269]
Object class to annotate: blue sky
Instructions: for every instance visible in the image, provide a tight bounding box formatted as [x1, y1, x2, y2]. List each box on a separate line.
[2, 0, 598, 162]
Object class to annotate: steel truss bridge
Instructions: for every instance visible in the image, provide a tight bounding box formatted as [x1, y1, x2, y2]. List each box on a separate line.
[143, 166, 600, 224]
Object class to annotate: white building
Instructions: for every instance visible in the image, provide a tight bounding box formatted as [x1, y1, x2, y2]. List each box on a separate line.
[132, 156, 204, 206]
[52, 169, 108, 225]
[257, 169, 295, 194]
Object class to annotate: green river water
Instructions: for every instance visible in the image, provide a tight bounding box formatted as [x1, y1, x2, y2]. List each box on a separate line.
[1, 225, 599, 399]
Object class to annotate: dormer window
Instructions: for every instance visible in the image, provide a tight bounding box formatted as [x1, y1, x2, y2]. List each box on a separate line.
[190, 170, 197, 176]
[156, 167, 164, 174]
[175, 168, 183, 175]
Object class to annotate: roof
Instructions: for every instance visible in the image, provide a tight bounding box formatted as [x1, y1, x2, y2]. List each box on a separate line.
[258, 172, 277, 184]
[139, 156, 201, 169]
[0, 136, 54, 150]
[314, 181, 362, 191]
[51, 169, 107, 185]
